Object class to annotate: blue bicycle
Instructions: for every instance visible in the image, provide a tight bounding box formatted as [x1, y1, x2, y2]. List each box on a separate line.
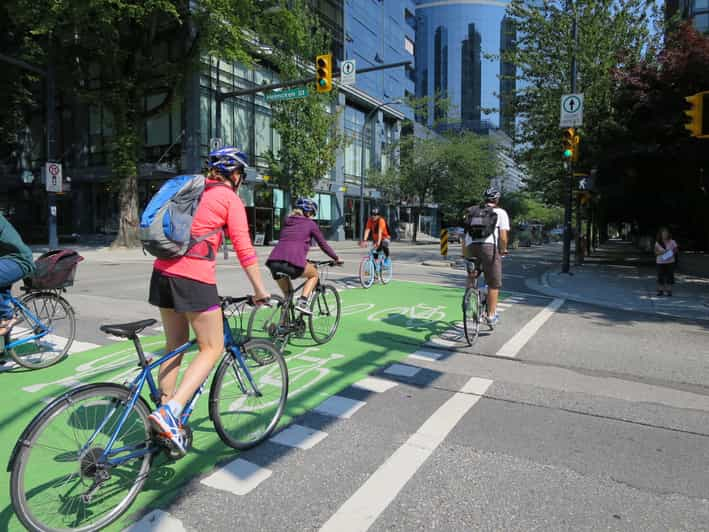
[9, 295, 287, 532]
[2, 287, 76, 370]
[359, 244, 393, 288]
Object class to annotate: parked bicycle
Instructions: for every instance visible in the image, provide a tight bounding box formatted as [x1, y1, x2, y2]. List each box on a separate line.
[1, 249, 82, 369]
[359, 244, 393, 288]
[462, 257, 493, 346]
[9, 295, 288, 532]
[248, 260, 342, 352]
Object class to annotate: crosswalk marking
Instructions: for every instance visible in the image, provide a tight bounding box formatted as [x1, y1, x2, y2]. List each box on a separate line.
[270, 424, 328, 450]
[408, 349, 444, 362]
[201, 458, 272, 496]
[314, 395, 366, 419]
[351, 376, 398, 393]
[123, 510, 186, 532]
[383, 363, 421, 378]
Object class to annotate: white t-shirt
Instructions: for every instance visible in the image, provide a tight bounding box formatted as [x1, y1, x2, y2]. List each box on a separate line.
[465, 206, 511, 246]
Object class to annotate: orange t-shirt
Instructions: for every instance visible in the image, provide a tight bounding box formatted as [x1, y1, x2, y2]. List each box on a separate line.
[366, 217, 390, 241]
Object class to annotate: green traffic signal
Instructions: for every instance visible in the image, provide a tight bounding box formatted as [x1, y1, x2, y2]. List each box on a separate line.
[564, 148, 573, 158]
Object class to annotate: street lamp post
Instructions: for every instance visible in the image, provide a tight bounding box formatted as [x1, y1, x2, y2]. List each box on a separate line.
[359, 99, 402, 240]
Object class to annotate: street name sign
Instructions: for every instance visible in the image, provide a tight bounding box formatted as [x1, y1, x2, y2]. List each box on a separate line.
[265, 87, 308, 102]
[341, 59, 356, 86]
[560, 93, 584, 127]
[45, 162, 62, 193]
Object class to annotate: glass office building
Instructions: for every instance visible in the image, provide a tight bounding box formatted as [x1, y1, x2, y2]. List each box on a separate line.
[416, 0, 516, 135]
[666, 0, 709, 33]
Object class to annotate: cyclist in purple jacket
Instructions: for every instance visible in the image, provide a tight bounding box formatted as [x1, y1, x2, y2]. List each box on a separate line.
[266, 199, 342, 314]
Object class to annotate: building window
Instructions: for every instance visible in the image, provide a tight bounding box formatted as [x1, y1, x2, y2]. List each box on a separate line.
[404, 36, 415, 55]
[310, 192, 333, 223]
[405, 8, 416, 30]
[405, 64, 415, 83]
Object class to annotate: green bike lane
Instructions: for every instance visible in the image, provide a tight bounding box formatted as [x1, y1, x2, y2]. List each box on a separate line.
[0, 280, 494, 531]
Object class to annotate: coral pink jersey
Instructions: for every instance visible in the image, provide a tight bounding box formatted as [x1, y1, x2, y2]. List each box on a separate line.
[154, 179, 257, 285]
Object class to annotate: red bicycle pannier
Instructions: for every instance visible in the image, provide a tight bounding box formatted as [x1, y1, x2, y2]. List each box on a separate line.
[24, 249, 84, 290]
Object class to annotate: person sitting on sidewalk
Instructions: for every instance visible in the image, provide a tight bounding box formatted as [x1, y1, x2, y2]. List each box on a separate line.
[0, 214, 35, 335]
[654, 227, 678, 297]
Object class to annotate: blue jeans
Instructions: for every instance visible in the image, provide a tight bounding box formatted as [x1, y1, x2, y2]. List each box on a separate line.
[0, 258, 24, 320]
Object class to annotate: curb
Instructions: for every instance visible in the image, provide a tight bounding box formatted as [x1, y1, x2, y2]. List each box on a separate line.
[421, 260, 456, 268]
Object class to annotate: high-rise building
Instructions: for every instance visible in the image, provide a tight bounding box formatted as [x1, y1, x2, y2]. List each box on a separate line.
[343, 0, 417, 117]
[415, 0, 517, 135]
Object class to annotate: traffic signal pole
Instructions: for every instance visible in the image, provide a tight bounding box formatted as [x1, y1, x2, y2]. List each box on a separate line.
[214, 60, 411, 139]
[562, 1, 578, 274]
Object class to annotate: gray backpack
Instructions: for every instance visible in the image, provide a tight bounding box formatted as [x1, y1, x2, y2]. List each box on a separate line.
[139, 174, 227, 260]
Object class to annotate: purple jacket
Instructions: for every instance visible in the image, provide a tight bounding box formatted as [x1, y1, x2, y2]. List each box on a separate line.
[268, 215, 338, 268]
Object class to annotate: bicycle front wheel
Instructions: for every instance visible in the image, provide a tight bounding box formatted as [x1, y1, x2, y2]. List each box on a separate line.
[8, 291, 76, 369]
[359, 257, 375, 288]
[210, 340, 288, 450]
[309, 283, 341, 344]
[10, 383, 153, 532]
[246, 295, 289, 352]
[463, 287, 481, 346]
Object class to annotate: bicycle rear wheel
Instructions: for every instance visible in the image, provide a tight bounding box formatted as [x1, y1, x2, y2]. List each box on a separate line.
[309, 283, 341, 344]
[462, 287, 481, 346]
[210, 340, 288, 450]
[246, 295, 289, 353]
[10, 383, 153, 532]
[359, 257, 375, 288]
[8, 291, 76, 369]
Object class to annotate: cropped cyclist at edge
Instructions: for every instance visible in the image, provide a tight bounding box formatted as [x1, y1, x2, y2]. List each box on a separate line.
[463, 186, 510, 327]
[266, 198, 342, 315]
[0, 214, 35, 335]
[147, 147, 270, 456]
[360, 207, 391, 263]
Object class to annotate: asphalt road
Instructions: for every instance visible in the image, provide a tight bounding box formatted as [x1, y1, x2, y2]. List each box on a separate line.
[4, 242, 708, 531]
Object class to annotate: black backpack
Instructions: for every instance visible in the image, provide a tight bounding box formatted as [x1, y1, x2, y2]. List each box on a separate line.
[464, 205, 498, 241]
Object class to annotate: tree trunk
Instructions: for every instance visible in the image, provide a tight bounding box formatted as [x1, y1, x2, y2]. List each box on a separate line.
[110, 110, 141, 248]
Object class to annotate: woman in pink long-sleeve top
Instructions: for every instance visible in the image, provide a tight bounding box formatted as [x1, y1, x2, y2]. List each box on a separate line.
[147, 147, 270, 457]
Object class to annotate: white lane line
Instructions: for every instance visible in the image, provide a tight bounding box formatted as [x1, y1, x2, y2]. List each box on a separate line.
[408, 350, 444, 362]
[68, 339, 101, 354]
[352, 376, 398, 393]
[270, 424, 328, 450]
[314, 396, 367, 419]
[383, 363, 421, 378]
[496, 302, 512, 309]
[124, 509, 187, 532]
[424, 336, 457, 348]
[320, 377, 493, 532]
[496, 297, 565, 358]
[201, 458, 272, 495]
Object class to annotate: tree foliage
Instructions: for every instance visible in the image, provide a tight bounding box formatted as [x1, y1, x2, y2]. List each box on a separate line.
[260, 0, 343, 198]
[504, 0, 657, 203]
[369, 130, 497, 240]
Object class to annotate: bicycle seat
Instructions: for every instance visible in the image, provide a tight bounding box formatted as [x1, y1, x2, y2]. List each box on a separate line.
[100, 319, 157, 338]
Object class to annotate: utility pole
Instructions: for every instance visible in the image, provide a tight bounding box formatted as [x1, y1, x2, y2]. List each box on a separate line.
[561, 0, 578, 274]
[47, 55, 58, 249]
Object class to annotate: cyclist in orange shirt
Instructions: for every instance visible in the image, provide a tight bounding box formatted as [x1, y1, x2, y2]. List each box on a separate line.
[360, 207, 391, 265]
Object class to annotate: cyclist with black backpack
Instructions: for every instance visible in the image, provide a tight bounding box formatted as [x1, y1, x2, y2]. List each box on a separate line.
[463, 186, 510, 327]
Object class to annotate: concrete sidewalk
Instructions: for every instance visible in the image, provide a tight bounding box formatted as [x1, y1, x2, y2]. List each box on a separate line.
[527, 241, 709, 321]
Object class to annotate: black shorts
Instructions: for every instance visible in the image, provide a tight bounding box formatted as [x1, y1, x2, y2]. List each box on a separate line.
[148, 269, 220, 312]
[657, 262, 675, 285]
[266, 260, 304, 281]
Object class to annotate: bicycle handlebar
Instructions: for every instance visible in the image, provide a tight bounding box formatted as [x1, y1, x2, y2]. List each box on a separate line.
[307, 260, 343, 267]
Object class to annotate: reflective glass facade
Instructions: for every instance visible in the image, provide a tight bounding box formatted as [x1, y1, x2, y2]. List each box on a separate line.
[416, 0, 516, 134]
[667, 0, 709, 33]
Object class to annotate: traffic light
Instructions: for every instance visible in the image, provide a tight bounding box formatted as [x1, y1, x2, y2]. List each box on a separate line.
[316, 53, 332, 93]
[562, 128, 575, 160]
[684, 91, 709, 138]
[572, 132, 580, 163]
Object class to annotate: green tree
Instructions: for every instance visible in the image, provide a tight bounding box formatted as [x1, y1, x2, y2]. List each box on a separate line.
[259, 1, 343, 198]
[504, 0, 656, 203]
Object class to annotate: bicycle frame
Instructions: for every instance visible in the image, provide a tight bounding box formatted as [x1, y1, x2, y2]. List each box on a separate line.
[88, 309, 260, 467]
[274, 261, 331, 332]
[2, 295, 50, 351]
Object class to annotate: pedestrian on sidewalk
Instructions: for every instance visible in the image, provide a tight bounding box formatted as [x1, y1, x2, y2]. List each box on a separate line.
[654, 227, 678, 297]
